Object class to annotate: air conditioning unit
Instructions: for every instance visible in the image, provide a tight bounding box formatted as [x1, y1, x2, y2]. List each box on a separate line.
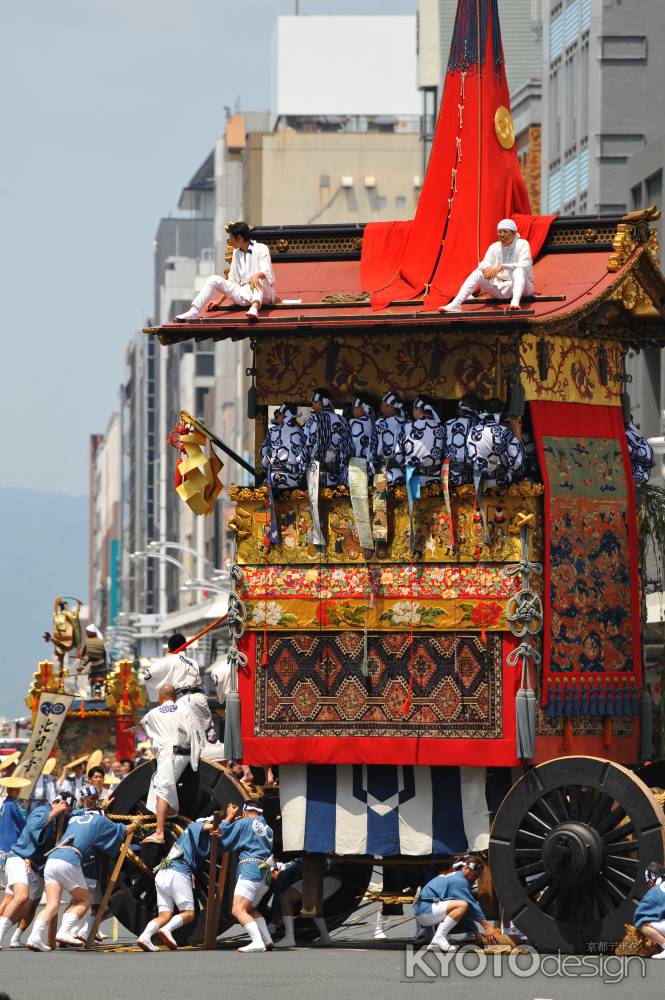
[341, 176, 354, 188]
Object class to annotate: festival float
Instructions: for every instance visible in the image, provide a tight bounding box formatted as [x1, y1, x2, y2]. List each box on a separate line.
[111, 0, 665, 953]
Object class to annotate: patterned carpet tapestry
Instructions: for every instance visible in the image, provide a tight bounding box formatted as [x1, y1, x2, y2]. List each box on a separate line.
[238, 630, 521, 766]
[530, 402, 641, 705]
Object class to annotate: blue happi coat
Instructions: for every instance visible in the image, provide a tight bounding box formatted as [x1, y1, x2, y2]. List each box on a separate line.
[348, 406, 377, 474]
[443, 415, 475, 486]
[0, 798, 26, 853]
[634, 882, 665, 927]
[303, 407, 354, 488]
[168, 819, 211, 877]
[49, 812, 128, 867]
[414, 871, 486, 932]
[8, 803, 62, 875]
[220, 815, 274, 883]
[466, 414, 524, 486]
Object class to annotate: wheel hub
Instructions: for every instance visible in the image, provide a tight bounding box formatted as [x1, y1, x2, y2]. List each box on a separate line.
[542, 821, 603, 885]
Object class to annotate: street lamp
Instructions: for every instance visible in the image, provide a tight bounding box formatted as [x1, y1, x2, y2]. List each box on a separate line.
[130, 550, 187, 573]
[146, 540, 220, 576]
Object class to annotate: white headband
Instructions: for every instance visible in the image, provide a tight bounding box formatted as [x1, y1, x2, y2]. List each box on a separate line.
[497, 218, 517, 232]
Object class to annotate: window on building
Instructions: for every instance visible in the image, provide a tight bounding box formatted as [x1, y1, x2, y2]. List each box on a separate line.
[550, 13, 563, 59]
[631, 183, 644, 211]
[646, 170, 662, 210]
[581, 0, 590, 30]
[564, 0, 580, 46]
[195, 353, 215, 377]
[395, 196, 407, 211]
[548, 168, 562, 213]
[196, 386, 209, 416]
[579, 147, 589, 192]
[549, 63, 562, 159]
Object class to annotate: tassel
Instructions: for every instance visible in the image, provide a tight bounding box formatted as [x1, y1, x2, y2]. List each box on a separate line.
[224, 691, 243, 761]
[261, 622, 268, 667]
[361, 630, 369, 678]
[563, 680, 573, 751]
[546, 679, 555, 720]
[79, 700, 85, 719]
[580, 678, 589, 716]
[572, 678, 581, 717]
[640, 683, 653, 762]
[603, 716, 613, 749]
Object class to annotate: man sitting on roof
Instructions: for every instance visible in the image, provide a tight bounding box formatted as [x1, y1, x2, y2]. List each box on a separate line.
[176, 221, 276, 323]
[440, 219, 534, 314]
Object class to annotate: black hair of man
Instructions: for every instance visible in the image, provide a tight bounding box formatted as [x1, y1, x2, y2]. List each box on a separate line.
[120, 758, 134, 772]
[88, 765, 105, 779]
[465, 854, 485, 871]
[645, 862, 665, 880]
[227, 221, 252, 241]
[168, 633, 187, 653]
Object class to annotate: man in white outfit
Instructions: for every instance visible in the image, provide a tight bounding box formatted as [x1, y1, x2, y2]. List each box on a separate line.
[142, 633, 225, 770]
[440, 219, 534, 313]
[140, 685, 192, 846]
[176, 221, 276, 322]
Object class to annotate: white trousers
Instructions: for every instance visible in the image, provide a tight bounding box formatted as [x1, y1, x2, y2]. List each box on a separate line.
[155, 869, 194, 913]
[191, 275, 276, 312]
[147, 749, 190, 814]
[452, 267, 533, 307]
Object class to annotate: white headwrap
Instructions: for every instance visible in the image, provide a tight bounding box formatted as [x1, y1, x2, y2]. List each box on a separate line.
[86, 624, 104, 640]
[497, 218, 517, 233]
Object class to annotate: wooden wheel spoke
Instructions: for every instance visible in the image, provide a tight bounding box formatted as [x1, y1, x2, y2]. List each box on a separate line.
[525, 872, 552, 896]
[538, 795, 563, 828]
[525, 810, 552, 834]
[517, 827, 546, 844]
[604, 864, 634, 887]
[535, 881, 559, 914]
[604, 855, 639, 871]
[516, 861, 547, 878]
[603, 823, 635, 845]
[596, 804, 626, 836]
[513, 848, 544, 858]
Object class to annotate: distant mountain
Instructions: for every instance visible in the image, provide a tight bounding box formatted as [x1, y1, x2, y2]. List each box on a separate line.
[0, 488, 88, 722]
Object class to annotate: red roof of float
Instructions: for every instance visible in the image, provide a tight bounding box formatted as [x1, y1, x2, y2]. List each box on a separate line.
[148, 219, 665, 346]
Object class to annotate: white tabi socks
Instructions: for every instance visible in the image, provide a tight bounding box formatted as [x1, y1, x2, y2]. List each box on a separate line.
[56, 910, 85, 947]
[137, 918, 160, 952]
[158, 913, 184, 950]
[10, 924, 24, 948]
[275, 914, 296, 948]
[313, 916, 331, 946]
[0, 916, 13, 949]
[427, 913, 458, 952]
[255, 915, 273, 949]
[374, 911, 387, 940]
[26, 918, 51, 952]
[237, 919, 267, 953]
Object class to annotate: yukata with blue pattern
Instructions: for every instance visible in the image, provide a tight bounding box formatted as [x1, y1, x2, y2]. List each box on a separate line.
[261, 404, 307, 490]
[395, 399, 446, 486]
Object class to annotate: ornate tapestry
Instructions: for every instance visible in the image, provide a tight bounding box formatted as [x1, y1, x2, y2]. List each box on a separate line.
[253, 631, 503, 739]
[520, 337, 623, 407]
[231, 485, 542, 565]
[531, 402, 641, 717]
[542, 435, 633, 673]
[239, 564, 524, 632]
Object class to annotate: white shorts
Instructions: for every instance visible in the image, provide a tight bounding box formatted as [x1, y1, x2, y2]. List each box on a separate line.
[43, 859, 88, 893]
[4, 855, 45, 901]
[416, 899, 454, 927]
[147, 750, 190, 814]
[644, 919, 665, 936]
[234, 878, 269, 906]
[155, 868, 194, 913]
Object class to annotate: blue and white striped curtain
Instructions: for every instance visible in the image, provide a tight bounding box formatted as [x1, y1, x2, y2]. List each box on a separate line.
[280, 764, 515, 857]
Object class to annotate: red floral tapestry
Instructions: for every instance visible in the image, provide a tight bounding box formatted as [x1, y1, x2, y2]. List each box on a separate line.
[530, 402, 641, 702]
[238, 630, 521, 767]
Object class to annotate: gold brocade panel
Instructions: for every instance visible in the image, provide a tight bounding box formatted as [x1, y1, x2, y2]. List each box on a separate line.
[230, 485, 542, 565]
[520, 336, 623, 406]
[255, 334, 513, 402]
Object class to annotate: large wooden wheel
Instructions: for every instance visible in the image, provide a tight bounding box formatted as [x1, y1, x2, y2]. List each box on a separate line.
[107, 760, 372, 944]
[489, 756, 665, 953]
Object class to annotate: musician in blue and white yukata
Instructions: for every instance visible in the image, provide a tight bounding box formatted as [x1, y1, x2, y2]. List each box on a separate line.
[466, 398, 525, 488]
[137, 815, 219, 952]
[347, 395, 377, 475]
[221, 801, 274, 953]
[443, 393, 480, 486]
[625, 420, 656, 485]
[260, 402, 306, 491]
[394, 396, 446, 486]
[374, 391, 407, 484]
[303, 388, 354, 488]
[26, 805, 135, 951]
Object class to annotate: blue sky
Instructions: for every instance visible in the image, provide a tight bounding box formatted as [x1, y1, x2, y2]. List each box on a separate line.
[1, 0, 415, 498]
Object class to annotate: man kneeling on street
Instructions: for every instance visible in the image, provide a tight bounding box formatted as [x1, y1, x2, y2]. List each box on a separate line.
[414, 855, 499, 952]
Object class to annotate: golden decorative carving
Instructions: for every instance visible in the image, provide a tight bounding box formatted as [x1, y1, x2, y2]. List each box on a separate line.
[608, 223, 637, 272]
[494, 106, 515, 149]
[275, 239, 289, 253]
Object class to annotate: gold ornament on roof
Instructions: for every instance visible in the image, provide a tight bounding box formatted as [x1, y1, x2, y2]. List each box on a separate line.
[494, 106, 515, 150]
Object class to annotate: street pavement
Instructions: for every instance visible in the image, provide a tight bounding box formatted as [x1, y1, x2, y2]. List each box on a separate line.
[1, 903, 664, 1000]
